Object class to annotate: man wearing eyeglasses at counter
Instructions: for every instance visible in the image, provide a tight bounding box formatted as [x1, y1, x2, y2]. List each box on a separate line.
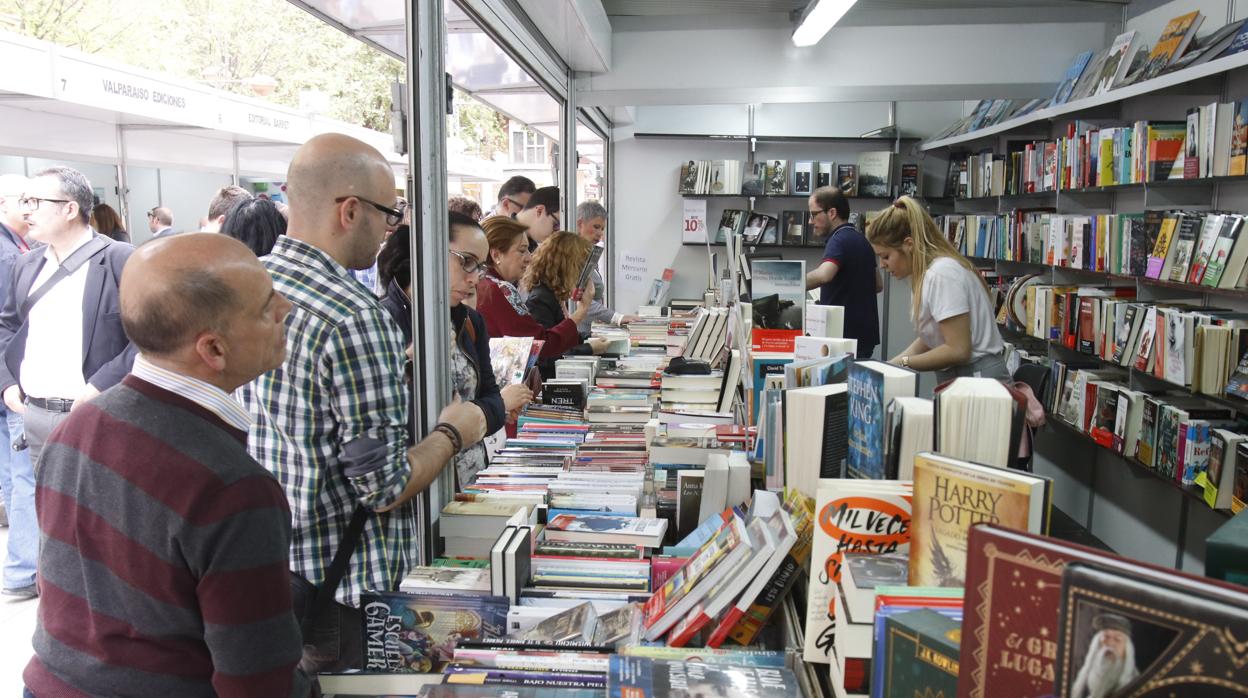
[0, 167, 136, 488]
[238, 133, 487, 672]
[487, 175, 536, 219]
[515, 185, 561, 253]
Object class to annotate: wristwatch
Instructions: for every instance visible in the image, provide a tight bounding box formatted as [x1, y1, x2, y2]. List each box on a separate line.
[901, 355, 911, 368]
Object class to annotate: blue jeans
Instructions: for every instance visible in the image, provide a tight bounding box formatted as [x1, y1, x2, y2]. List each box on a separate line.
[0, 408, 36, 589]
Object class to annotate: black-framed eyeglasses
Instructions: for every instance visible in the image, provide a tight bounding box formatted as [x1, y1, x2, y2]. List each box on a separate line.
[19, 197, 71, 212]
[450, 250, 484, 276]
[334, 195, 406, 227]
[505, 196, 524, 210]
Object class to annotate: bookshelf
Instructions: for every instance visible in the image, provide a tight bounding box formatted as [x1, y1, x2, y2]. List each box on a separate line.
[918, 48, 1248, 152]
[918, 59, 1248, 566]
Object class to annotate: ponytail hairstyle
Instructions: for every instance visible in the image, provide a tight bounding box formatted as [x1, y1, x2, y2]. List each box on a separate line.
[866, 195, 989, 321]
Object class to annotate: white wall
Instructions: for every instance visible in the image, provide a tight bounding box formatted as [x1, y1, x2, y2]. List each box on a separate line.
[1126, 0, 1236, 39]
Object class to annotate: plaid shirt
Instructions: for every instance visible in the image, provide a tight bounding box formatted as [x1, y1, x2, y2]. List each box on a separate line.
[238, 235, 414, 608]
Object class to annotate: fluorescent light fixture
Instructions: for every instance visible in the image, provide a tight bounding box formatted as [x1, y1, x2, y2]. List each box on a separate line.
[792, 0, 859, 47]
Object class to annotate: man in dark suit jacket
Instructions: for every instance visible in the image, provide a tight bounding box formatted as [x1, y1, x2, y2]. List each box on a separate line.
[0, 174, 37, 599]
[0, 167, 136, 480]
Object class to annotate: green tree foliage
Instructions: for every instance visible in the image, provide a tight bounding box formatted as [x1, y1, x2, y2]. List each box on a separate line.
[451, 89, 509, 161]
[0, 0, 404, 131]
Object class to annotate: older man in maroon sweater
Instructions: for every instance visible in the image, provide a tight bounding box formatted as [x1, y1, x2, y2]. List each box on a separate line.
[24, 234, 310, 697]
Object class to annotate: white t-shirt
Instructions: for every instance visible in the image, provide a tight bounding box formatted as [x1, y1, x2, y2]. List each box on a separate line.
[916, 257, 1003, 360]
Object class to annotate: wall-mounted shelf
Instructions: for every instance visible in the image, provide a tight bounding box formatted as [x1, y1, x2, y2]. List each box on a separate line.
[635, 133, 919, 144]
[680, 194, 896, 201]
[1044, 417, 1228, 519]
[920, 49, 1248, 152]
[969, 257, 1248, 301]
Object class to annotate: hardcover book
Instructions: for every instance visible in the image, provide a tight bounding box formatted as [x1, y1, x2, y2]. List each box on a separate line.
[837, 164, 859, 197]
[1051, 51, 1094, 106]
[361, 591, 510, 672]
[857, 151, 894, 197]
[1140, 11, 1204, 81]
[607, 656, 800, 698]
[909, 452, 1051, 588]
[793, 161, 814, 195]
[764, 160, 788, 196]
[900, 163, 920, 197]
[846, 361, 918, 480]
[817, 161, 835, 188]
[780, 210, 806, 246]
[749, 259, 805, 353]
[1055, 561, 1248, 698]
[958, 524, 1248, 698]
[880, 609, 962, 698]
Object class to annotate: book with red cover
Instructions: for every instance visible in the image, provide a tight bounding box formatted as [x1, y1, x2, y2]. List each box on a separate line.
[959, 523, 1248, 698]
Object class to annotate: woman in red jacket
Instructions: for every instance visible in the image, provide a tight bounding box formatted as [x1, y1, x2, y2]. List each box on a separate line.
[476, 215, 603, 358]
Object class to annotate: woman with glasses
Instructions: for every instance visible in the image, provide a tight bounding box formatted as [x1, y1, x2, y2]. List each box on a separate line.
[475, 216, 598, 372]
[380, 212, 529, 488]
[523, 230, 609, 380]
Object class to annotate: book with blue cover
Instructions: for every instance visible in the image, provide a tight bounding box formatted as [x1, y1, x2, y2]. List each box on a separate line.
[846, 361, 916, 480]
[1050, 51, 1094, 106]
[361, 591, 509, 673]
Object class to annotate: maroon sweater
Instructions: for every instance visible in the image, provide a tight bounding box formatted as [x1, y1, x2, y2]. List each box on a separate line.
[25, 376, 309, 697]
[475, 274, 581, 358]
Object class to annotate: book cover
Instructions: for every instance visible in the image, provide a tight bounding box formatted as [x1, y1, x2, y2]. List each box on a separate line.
[857, 151, 893, 197]
[847, 361, 917, 480]
[1142, 11, 1204, 81]
[837, 164, 859, 197]
[1096, 31, 1138, 93]
[1055, 561, 1248, 698]
[900, 163, 920, 197]
[779, 210, 806, 246]
[793, 161, 814, 195]
[804, 481, 912, 664]
[817, 161, 835, 188]
[881, 609, 962, 698]
[959, 523, 1248, 698]
[749, 259, 805, 353]
[618, 645, 787, 667]
[361, 591, 510, 672]
[1052, 51, 1094, 106]
[910, 453, 1051, 588]
[764, 160, 788, 196]
[727, 490, 815, 647]
[607, 656, 800, 698]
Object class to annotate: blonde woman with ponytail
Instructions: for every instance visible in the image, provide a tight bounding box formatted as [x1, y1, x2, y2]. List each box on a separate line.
[867, 196, 1007, 382]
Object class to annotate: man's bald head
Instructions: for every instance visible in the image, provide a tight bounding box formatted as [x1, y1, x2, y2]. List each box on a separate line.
[122, 234, 256, 356]
[286, 133, 392, 221]
[0, 174, 30, 234]
[123, 233, 292, 391]
[284, 133, 396, 269]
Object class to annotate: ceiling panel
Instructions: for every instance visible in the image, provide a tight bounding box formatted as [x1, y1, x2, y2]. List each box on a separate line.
[602, 0, 1125, 16]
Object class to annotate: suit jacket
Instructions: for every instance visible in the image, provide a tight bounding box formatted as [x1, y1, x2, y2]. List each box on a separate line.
[0, 223, 28, 311]
[0, 234, 137, 394]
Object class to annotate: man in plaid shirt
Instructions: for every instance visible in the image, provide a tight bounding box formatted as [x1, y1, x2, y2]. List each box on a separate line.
[239, 133, 485, 672]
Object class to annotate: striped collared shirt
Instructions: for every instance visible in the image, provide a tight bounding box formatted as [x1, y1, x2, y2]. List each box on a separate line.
[130, 355, 251, 432]
[238, 235, 413, 608]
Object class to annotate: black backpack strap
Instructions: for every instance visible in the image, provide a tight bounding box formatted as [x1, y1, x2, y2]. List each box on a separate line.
[300, 504, 370, 637]
[21, 236, 109, 317]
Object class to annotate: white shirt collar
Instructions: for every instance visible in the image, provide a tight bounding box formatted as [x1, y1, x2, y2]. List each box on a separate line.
[131, 355, 252, 432]
[43, 228, 95, 265]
